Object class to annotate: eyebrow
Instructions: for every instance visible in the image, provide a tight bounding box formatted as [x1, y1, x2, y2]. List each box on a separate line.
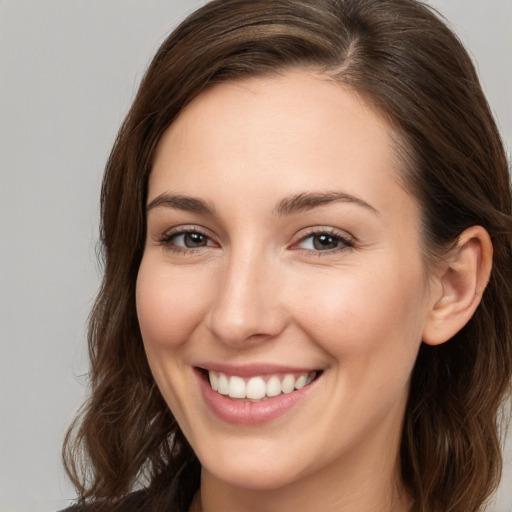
[146, 190, 378, 217]
[146, 193, 217, 216]
[274, 191, 379, 216]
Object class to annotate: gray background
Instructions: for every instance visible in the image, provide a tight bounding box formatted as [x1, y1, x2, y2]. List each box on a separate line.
[0, 1, 510, 511]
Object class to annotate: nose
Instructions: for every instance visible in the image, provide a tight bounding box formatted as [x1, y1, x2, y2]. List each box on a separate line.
[205, 250, 288, 346]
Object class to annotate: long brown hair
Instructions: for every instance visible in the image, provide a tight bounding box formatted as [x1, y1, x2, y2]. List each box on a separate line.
[63, 1, 512, 511]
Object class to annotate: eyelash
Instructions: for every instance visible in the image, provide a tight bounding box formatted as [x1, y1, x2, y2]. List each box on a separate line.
[158, 227, 216, 255]
[158, 227, 355, 256]
[293, 229, 355, 256]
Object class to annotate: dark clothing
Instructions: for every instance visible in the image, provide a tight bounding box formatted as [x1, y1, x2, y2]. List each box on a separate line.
[59, 456, 200, 511]
[59, 490, 151, 512]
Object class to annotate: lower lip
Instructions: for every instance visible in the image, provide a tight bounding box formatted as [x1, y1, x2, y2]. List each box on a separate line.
[196, 370, 318, 425]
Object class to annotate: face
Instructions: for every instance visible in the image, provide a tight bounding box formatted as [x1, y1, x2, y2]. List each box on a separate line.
[136, 70, 435, 492]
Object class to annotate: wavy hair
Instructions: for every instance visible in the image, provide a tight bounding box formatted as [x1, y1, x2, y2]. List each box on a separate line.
[63, 1, 512, 510]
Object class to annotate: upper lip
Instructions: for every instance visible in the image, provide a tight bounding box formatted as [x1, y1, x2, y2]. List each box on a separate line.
[195, 363, 321, 377]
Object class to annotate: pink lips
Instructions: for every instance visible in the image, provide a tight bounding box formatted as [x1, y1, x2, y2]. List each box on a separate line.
[195, 365, 319, 425]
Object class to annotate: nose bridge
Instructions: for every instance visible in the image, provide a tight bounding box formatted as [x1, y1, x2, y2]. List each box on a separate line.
[206, 244, 286, 345]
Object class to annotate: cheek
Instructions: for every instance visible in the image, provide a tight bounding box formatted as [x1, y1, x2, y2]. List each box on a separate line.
[135, 258, 210, 422]
[301, 267, 427, 425]
[136, 259, 210, 350]
[289, 261, 428, 364]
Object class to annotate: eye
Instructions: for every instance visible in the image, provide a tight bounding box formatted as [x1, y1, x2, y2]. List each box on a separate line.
[171, 232, 211, 248]
[296, 231, 354, 252]
[159, 228, 217, 252]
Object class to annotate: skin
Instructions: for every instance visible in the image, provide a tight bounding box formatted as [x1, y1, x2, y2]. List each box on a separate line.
[136, 69, 490, 512]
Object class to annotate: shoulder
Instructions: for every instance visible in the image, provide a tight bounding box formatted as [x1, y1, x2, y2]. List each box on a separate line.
[58, 490, 149, 512]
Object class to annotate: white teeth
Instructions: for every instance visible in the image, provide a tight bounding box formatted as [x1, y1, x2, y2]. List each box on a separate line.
[209, 371, 219, 391]
[246, 376, 266, 400]
[228, 376, 246, 398]
[266, 375, 282, 397]
[208, 370, 317, 400]
[217, 373, 229, 395]
[295, 374, 307, 390]
[281, 374, 296, 394]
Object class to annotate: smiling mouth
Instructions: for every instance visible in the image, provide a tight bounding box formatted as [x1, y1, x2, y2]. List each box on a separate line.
[206, 370, 320, 402]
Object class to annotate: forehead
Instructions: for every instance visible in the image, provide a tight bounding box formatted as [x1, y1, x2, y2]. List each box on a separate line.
[149, 69, 412, 218]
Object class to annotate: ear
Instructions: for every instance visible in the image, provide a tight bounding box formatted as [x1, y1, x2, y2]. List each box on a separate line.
[422, 226, 493, 346]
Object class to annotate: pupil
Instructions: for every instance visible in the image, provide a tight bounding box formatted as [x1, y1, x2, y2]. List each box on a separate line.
[313, 234, 338, 250]
[185, 233, 206, 247]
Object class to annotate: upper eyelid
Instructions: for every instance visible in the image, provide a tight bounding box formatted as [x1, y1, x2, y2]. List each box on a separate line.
[154, 226, 217, 251]
[158, 225, 214, 239]
[293, 226, 355, 242]
[290, 227, 356, 252]
[154, 224, 355, 248]
[157, 227, 218, 252]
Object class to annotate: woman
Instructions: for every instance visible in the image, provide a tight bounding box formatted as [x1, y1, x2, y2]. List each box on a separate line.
[62, 0, 512, 511]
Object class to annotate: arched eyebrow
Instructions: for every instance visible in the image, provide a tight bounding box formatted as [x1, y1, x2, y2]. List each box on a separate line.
[146, 190, 378, 217]
[273, 191, 379, 216]
[147, 193, 217, 216]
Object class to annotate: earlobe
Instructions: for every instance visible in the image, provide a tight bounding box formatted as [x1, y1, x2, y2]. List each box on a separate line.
[422, 226, 493, 346]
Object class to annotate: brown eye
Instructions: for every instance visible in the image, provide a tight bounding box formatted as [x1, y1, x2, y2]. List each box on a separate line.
[182, 232, 208, 248]
[312, 234, 340, 250]
[162, 230, 214, 250]
[297, 232, 354, 252]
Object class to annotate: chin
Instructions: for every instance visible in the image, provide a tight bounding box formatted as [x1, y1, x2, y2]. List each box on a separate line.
[202, 460, 304, 491]
[192, 436, 307, 490]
